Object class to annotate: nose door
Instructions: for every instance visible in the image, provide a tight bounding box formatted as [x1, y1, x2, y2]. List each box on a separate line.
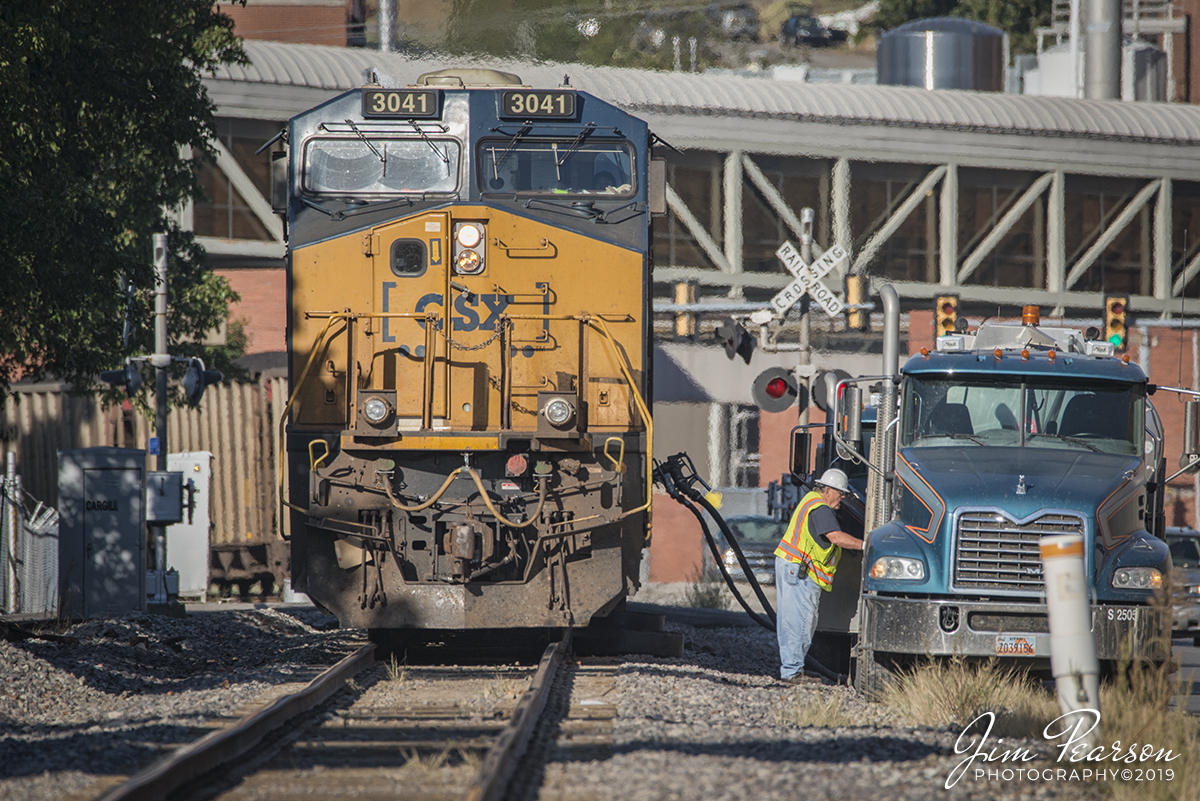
[372, 212, 450, 427]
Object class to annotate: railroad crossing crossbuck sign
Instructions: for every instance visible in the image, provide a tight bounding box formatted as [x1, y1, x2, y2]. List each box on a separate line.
[768, 241, 849, 318]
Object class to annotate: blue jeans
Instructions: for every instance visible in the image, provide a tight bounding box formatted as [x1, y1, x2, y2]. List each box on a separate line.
[776, 555, 823, 679]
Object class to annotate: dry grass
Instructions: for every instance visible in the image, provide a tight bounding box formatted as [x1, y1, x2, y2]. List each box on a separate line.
[1093, 656, 1198, 801]
[880, 649, 1199, 801]
[385, 654, 409, 683]
[775, 690, 855, 728]
[683, 562, 730, 610]
[884, 656, 1059, 737]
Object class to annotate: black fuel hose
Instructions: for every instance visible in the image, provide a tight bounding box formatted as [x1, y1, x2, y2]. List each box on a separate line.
[676, 493, 775, 631]
[685, 489, 778, 626]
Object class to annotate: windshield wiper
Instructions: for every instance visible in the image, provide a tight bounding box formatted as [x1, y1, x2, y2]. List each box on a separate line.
[553, 123, 597, 179]
[299, 195, 415, 220]
[490, 124, 532, 179]
[1028, 432, 1102, 453]
[919, 432, 986, 446]
[395, 120, 449, 166]
[344, 119, 385, 164]
[522, 197, 644, 224]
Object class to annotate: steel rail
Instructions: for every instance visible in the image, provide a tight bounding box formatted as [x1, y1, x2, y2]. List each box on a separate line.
[93, 643, 376, 801]
[463, 631, 570, 801]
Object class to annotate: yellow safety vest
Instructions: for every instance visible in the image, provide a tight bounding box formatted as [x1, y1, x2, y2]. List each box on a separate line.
[774, 490, 840, 591]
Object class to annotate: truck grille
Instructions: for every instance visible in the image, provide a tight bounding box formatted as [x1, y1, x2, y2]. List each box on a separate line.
[952, 511, 1084, 594]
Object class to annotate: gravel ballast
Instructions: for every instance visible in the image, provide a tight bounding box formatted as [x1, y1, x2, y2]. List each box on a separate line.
[536, 615, 1108, 801]
[0, 606, 359, 801]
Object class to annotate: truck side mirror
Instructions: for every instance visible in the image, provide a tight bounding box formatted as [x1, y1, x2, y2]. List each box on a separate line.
[839, 385, 863, 447]
[790, 429, 810, 477]
[1183, 400, 1200, 474]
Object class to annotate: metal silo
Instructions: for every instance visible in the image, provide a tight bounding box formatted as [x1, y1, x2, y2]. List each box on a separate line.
[877, 17, 1005, 92]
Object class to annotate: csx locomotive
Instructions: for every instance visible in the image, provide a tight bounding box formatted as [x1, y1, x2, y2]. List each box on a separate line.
[278, 69, 659, 631]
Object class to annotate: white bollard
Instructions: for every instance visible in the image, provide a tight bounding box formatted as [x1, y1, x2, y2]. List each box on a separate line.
[1040, 533, 1100, 748]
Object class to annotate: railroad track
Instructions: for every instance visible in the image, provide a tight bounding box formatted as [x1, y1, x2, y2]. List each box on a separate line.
[93, 631, 587, 801]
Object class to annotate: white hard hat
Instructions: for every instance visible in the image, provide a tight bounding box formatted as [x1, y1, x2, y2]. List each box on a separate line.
[816, 468, 850, 494]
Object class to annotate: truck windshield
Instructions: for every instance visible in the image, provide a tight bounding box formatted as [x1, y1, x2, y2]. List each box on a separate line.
[477, 139, 634, 196]
[302, 137, 460, 195]
[901, 376, 1142, 456]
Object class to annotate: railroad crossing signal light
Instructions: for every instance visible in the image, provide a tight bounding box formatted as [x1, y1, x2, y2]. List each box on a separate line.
[1105, 295, 1129, 352]
[752, 367, 805, 413]
[935, 295, 959, 337]
[182, 358, 223, 407]
[844, 274, 869, 331]
[100, 362, 143, 398]
[715, 317, 755, 364]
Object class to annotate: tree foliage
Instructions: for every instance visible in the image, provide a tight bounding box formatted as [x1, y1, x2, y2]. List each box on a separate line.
[872, 0, 1052, 54]
[0, 1, 249, 400]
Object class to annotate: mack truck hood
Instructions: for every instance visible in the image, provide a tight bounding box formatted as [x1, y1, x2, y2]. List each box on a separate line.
[899, 446, 1139, 523]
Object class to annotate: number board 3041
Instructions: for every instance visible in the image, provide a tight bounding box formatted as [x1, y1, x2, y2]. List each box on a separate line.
[500, 90, 576, 118]
[362, 89, 440, 118]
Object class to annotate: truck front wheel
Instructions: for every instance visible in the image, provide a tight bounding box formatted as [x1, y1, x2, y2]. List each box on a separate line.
[854, 648, 898, 701]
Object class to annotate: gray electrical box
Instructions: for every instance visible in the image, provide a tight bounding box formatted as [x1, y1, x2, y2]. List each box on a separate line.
[146, 471, 183, 523]
[58, 448, 146, 619]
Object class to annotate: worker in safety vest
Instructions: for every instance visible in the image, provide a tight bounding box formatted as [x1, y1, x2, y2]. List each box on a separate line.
[774, 468, 863, 684]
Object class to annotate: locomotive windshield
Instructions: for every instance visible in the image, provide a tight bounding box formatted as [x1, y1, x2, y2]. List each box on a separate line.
[900, 375, 1143, 456]
[302, 137, 460, 195]
[477, 138, 634, 196]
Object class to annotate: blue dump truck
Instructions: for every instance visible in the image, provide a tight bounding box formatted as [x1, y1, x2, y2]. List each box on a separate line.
[836, 289, 1180, 697]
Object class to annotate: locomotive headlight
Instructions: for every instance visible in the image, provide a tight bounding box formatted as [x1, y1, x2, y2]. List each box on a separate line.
[543, 397, 574, 427]
[362, 397, 392, 425]
[455, 249, 483, 274]
[456, 223, 483, 248]
[1112, 566, 1163, 590]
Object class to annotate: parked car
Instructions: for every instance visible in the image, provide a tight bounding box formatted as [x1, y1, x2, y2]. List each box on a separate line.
[716, 515, 783, 585]
[779, 7, 831, 47]
[1166, 527, 1200, 644]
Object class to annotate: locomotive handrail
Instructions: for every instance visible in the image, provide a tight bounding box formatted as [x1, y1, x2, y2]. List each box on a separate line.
[279, 310, 653, 538]
[587, 317, 653, 521]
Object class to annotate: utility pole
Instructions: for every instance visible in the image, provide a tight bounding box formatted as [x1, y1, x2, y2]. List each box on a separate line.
[149, 234, 172, 607]
[798, 208, 814, 428]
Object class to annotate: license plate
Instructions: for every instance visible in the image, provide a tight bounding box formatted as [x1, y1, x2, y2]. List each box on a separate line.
[995, 635, 1036, 656]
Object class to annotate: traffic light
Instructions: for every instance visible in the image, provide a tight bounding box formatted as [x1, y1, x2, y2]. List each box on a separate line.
[935, 295, 959, 337]
[752, 367, 804, 413]
[844, 274, 869, 331]
[1104, 295, 1129, 352]
[100, 361, 143, 398]
[715, 317, 755, 364]
[182, 358, 223, 407]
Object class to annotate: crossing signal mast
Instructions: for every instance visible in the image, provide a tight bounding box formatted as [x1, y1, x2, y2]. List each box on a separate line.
[1104, 295, 1129, 352]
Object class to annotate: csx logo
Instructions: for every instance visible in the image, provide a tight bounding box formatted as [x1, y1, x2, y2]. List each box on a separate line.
[381, 283, 511, 342]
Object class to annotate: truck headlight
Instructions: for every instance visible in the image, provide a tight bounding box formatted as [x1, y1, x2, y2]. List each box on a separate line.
[722, 548, 738, 567]
[1111, 567, 1163, 590]
[870, 556, 925, 580]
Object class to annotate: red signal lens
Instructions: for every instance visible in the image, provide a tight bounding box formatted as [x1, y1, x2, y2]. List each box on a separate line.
[942, 303, 955, 315]
[1109, 302, 1124, 316]
[766, 377, 788, 399]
